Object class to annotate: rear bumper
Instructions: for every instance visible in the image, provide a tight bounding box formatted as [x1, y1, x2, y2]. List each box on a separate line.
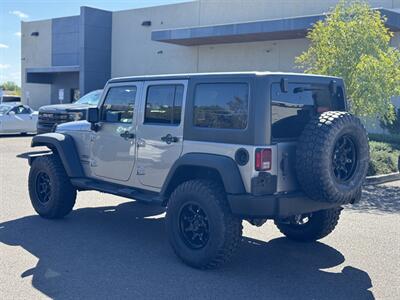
[227, 192, 338, 218]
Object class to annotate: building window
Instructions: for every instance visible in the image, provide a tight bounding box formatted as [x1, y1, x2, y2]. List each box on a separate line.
[144, 85, 184, 125]
[101, 86, 137, 123]
[194, 83, 249, 129]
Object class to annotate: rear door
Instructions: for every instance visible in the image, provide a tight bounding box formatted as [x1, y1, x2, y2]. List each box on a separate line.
[90, 82, 142, 182]
[271, 82, 314, 192]
[135, 80, 187, 189]
[271, 79, 345, 192]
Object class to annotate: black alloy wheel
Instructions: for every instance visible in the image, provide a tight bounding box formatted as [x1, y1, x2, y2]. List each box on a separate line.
[332, 134, 357, 183]
[36, 171, 52, 204]
[179, 203, 210, 249]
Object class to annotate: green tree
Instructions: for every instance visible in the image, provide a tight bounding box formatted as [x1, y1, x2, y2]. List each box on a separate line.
[0, 81, 21, 96]
[296, 0, 400, 122]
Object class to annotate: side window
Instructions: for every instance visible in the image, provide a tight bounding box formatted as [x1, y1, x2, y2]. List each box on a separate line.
[194, 83, 249, 129]
[101, 86, 137, 123]
[12, 106, 31, 114]
[144, 85, 184, 125]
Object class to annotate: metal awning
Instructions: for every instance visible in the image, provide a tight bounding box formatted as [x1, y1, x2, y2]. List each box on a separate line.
[26, 66, 79, 84]
[152, 8, 400, 46]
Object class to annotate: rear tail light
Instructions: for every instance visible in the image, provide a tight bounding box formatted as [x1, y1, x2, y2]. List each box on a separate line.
[255, 148, 272, 171]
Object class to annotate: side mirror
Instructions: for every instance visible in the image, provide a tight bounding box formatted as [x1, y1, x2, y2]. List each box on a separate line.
[8, 111, 16, 116]
[87, 107, 100, 131]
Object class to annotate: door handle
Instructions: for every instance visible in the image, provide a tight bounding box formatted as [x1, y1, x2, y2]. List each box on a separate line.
[120, 131, 135, 140]
[161, 134, 179, 144]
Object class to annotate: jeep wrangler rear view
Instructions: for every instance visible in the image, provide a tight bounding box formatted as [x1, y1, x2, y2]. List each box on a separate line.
[28, 72, 369, 269]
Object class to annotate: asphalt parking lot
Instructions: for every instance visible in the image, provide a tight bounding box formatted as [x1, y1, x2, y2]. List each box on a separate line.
[0, 135, 399, 299]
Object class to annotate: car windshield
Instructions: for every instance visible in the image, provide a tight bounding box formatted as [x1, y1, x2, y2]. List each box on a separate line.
[74, 90, 102, 105]
[0, 104, 12, 115]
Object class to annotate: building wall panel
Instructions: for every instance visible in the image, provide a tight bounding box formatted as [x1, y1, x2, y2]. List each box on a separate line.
[21, 20, 52, 109]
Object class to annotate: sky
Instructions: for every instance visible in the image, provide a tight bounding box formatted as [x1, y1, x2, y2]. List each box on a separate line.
[0, 0, 191, 86]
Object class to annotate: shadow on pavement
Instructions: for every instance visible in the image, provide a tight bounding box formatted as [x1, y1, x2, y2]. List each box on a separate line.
[0, 201, 373, 299]
[346, 185, 400, 214]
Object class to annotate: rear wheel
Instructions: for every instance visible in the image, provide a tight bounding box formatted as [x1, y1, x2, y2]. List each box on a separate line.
[28, 155, 77, 219]
[166, 180, 242, 269]
[274, 208, 342, 242]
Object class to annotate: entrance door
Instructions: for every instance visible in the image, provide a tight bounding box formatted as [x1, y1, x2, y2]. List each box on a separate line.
[90, 82, 142, 182]
[136, 80, 187, 188]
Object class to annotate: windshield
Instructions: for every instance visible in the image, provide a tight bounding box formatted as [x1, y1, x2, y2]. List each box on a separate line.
[75, 90, 102, 105]
[0, 104, 11, 115]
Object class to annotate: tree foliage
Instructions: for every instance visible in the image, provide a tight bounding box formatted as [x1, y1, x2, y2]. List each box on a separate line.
[296, 0, 400, 122]
[0, 81, 21, 96]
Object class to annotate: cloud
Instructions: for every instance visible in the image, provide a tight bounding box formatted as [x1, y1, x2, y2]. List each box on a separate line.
[9, 10, 29, 19]
[15, 32, 22, 37]
[0, 43, 9, 49]
[0, 64, 11, 69]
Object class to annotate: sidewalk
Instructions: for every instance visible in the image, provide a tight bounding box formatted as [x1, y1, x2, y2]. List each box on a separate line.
[381, 180, 400, 188]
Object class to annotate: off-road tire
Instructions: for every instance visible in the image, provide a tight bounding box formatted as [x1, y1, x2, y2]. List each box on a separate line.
[275, 208, 342, 242]
[297, 111, 369, 205]
[166, 180, 243, 269]
[28, 154, 77, 219]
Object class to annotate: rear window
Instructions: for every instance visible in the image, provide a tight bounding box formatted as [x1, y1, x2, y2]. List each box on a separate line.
[2, 96, 21, 103]
[194, 83, 249, 129]
[271, 82, 345, 140]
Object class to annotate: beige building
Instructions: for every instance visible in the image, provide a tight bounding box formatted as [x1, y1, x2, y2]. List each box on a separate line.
[22, 0, 400, 113]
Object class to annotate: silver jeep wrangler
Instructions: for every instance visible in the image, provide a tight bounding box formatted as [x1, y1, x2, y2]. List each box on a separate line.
[28, 72, 369, 269]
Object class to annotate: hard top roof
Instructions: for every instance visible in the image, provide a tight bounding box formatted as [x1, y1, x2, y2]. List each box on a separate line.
[108, 71, 341, 84]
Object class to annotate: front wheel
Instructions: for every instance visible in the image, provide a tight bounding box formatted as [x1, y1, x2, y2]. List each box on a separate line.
[28, 155, 77, 219]
[274, 208, 342, 242]
[166, 180, 243, 269]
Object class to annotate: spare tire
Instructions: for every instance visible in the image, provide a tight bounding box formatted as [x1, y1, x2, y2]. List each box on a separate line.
[296, 111, 369, 205]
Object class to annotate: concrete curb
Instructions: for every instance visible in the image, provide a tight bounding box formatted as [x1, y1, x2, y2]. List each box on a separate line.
[364, 172, 400, 186]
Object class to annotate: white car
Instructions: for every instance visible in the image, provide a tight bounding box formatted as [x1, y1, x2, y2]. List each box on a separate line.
[0, 103, 38, 135]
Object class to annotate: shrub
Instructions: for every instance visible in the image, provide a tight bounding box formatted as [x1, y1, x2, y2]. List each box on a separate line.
[368, 141, 400, 176]
[380, 108, 400, 136]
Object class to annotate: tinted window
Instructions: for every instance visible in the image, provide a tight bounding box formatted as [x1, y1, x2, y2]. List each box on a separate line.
[11, 105, 31, 114]
[271, 83, 344, 139]
[101, 86, 136, 123]
[145, 85, 183, 125]
[194, 83, 248, 129]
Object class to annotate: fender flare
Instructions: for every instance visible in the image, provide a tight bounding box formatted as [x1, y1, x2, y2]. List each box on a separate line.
[30, 133, 84, 178]
[160, 153, 246, 198]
